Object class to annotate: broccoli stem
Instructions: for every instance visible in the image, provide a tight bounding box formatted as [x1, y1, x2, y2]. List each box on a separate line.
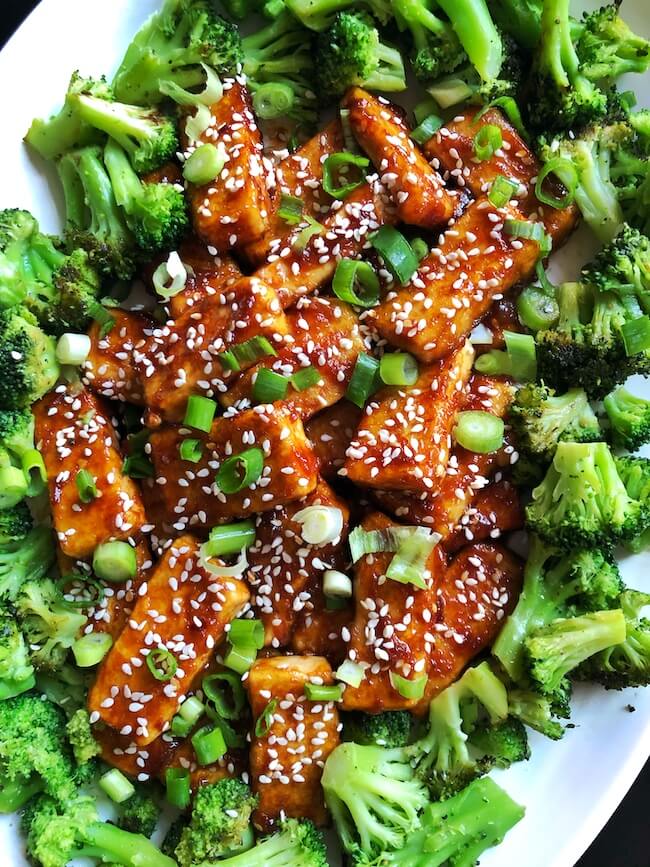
[76, 148, 129, 242]
[0, 776, 43, 813]
[366, 44, 409, 92]
[103, 139, 145, 214]
[572, 141, 624, 243]
[80, 821, 176, 867]
[435, 0, 502, 81]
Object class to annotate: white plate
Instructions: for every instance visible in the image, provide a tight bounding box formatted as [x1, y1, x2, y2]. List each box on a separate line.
[1, 1, 649, 865]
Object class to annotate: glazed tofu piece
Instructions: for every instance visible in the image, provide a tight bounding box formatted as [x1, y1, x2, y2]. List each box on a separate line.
[305, 400, 362, 481]
[93, 725, 181, 781]
[343, 342, 474, 493]
[343, 87, 456, 229]
[182, 80, 272, 250]
[220, 296, 365, 419]
[242, 120, 345, 266]
[83, 310, 153, 405]
[340, 513, 522, 713]
[443, 480, 524, 553]
[255, 177, 396, 308]
[424, 106, 578, 247]
[247, 656, 341, 830]
[88, 535, 250, 745]
[369, 198, 540, 362]
[141, 276, 289, 424]
[246, 479, 349, 647]
[33, 387, 147, 560]
[146, 406, 319, 530]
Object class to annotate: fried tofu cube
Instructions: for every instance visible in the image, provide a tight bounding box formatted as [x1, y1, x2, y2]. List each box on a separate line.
[305, 400, 362, 481]
[247, 656, 341, 830]
[443, 480, 524, 553]
[246, 479, 349, 647]
[343, 342, 474, 493]
[83, 310, 153, 405]
[146, 406, 319, 530]
[182, 81, 272, 249]
[220, 296, 365, 419]
[291, 586, 353, 665]
[93, 725, 181, 781]
[255, 177, 396, 308]
[369, 198, 540, 362]
[33, 387, 147, 560]
[340, 513, 522, 713]
[343, 87, 456, 229]
[242, 120, 345, 267]
[423, 106, 578, 247]
[88, 534, 250, 745]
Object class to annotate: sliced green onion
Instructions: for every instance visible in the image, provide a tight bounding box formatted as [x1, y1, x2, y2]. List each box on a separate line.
[389, 670, 428, 700]
[474, 349, 512, 376]
[622, 316, 650, 356]
[322, 152, 370, 199]
[192, 724, 227, 765]
[293, 215, 324, 252]
[56, 333, 91, 366]
[304, 683, 343, 702]
[199, 546, 249, 579]
[89, 302, 116, 338]
[325, 595, 348, 611]
[171, 714, 193, 738]
[517, 285, 560, 332]
[165, 767, 191, 809]
[479, 97, 528, 140]
[183, 395, 216, 432]
[99, 769, 134, 804]
[410, 237, 428, 262]
[216, 447, 264, 494]
[370, 226, 419, 286]
[206, 521, 256, 557]
[160, 63, 222, 107]
[203, 671, 246, 720]
[535, 158, 578, 210]
[122, 453, 154, 479]
[278, 194, 304, 225]
[23, 448, 46, 496]
[255, 698, 278, 737]
[153, 251, 188, 300]
[218, 336, 277, 373]
[75, 468, 98, 503]
[453, 411, 505, 454]
[179, 438, 203, 463]
[223, 642, 257, 674]
[146, 648, 178, 682]
[411, 113, 443, 145]
[488, 175, 518, 208]
[291, 366, 320, 391]
[323, 569, 353, 599]
[0, 467, 27, 509]
[253, 82, 295, 119]
[229, 618, 265, 650]
[179, 695, 206, 724]
[293, 505, 343, 545]
[414, 97, 438, 125]
[473, 124, 503, 161]
[183, 142, 226, 185]
[386, 531, 439, 589]
[335, 660, 365, 688]
[535, 259, 556, 295]
[205, 710, 246, 749]
[505, 330, 537, 381]
[93, 541, 137, 583]
[427, 76, 473, 109]
[504, 219, 547, 245]
[332, 258, 380, 308]
[72, 632, 113, 667]
[379, 352, 419, 387]
[252, 368, 289, 404]
[346, 352, 380, 408]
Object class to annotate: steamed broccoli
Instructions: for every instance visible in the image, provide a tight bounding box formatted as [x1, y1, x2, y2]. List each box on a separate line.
[65, 709, 101, 766]
[466, 717, 531, 768]
[576, 4, 650, 84]
[487, 0, 543, 53]
[112, 0, 243, 105]
[0, 602, 35, 700]
[507, 687, 566, 740]
[509, 384, 601, 463]
[0, 503, 32, 541]
[390, 0, 465, 84]
[213, 818, 328, 866]
[0, 308, 60, 410]
[117, 782, 160, 838]
[604, 386, 650, 451]
[16, 578, 86, 672]
[613, 455, 650, 552]
[315, 11, 406, 99]
[342, 710, 412, 747]
[285, 0, 391, 31]
[0, 410, 43, 512]
[0, 526, 55, 601]
[582, 223, 650, 306]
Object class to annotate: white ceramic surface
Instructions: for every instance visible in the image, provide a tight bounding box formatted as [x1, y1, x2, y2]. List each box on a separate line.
[0, 1, 649, 865]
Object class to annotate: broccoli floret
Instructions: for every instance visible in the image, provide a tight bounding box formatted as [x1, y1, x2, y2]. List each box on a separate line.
[352, 776, 524, 867]
[509, 384, 601, 463]
[612, 455, 650, 551]
[493, 536, 624, 683]
[242, 13, 318, 126]
[23, 793, 176, 867]
[582, 223, 650, 306]
[65, 709, 101, 766]
[577, 589, 650, 689]
[487, 0, 543, 52]
[507, 688, 566, 740]
[576, 3, 650, 84]
[174, 778, 257, 866]
[117, 782, 160, 838]
[0, 602, 35, 700]
[315, 11, 406, 100]
[0, 503, 32, 541]
[212, 818, 327, 867]
[16, 578, 86, 672]
[0, 695, 79, 813]
[0, 526, 55, 601]
[604, 386, 650, 451]
[342, 710, 412, 747]
[285, 0, 391, 31]
[113, 0, 243, 105]
[391, 0, 465, 84]
[0, 308, 60, 410]
[425, 0, 504, 83]
[466, 717, 530, 768]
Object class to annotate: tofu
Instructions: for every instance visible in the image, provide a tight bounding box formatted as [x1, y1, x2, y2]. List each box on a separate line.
[255, 177, 396, 308]
[242, 120, 345, 266]
[423, 106, 578, 247]
[246, 479, 349, 647]
[368, 198, 540, 362]
[343, 87, 456, 229]
[343, 342, 474, 493]
[247, 656, 341, 830]
[93, 725, 180, 780]
[33, 387, 147, 560]
[88, 534, 250, 745]
[83, 310, 153, 405]
[305, 400, 363, 481]
[340, 513, 522, 713]
[291, 589, 353, 665]
[146, 406, 319, 530]
[182, 80, 272, 249]
[443, 480, 524, 553]
[220, 296, 366, 419]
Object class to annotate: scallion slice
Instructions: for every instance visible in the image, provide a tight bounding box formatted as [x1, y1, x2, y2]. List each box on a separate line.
[228, 618, 265, 650]
[474, 349, 512, 376]
[323, 569, 353, 599]
[216, 447, 264, 494]
[165, 767, 191, 809]
[379, 352, 419, 387]
[192, 724, 227, 765]
[335, 659, 364, 688]
[153, 251, 188, 299]
[56, 333, 91, 366]
[146, 648, 178, 682]
[183, 142, 227, 185]
[93, 541, 137, 583]
[23, 448, 46, 496]
[72, 632, 113, 668]
[255, 698, 278, 737]
[410, 237, 428, 262]
[517, 285, 560, 332]
[179, 438, 203, 463]
[504, 219, 547, 245]
[535, 158, 578, 209]
[385, 531, 438, 589]
[473, 124, 503, 160]
[218, 336, 277, 373]
[479, 97, 528, 139]
[622, 316, 650, 356]
[411, 113, 443, 145]
[171, 715, 193, 738]
[293, 216, 324, 252]
[345, 353, 380, 408]
[75, 469, 98, 503]
[292, 505, 344, 545]
[253, 82, 295, 119]
[488, 175, 518, 208]
[252, 368, 289, 404]
[206, 520, 256, 557]
[505, 330, 537, 381]
[349, 525, 433, 563]
[332, 258, 380, 308]
[304, 683, 343, 702]
[453, 411, 505, 454]
[223, 642, 257, 675]
[160, 63, 222, 106]
[322, 152, 370, 199]
[370, 226, 420, 286]
[291, 366, 320, 391]
[99, 769, 135, 804]
[122, 453, 154, 479]
[183, 395, 216, 432]
[278, 194, 304, 225]
[179, 695, 205, 725]
[203, 671, 246, 720]
[199, 546, 249, 579]
[389, 670, 428, 700]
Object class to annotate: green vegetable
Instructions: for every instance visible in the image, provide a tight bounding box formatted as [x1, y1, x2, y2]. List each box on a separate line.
[604, 386, 650, 452]
[342, 711, 411, 748]
[0, 308, 59, 410]
[16, 578, 86, 672]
